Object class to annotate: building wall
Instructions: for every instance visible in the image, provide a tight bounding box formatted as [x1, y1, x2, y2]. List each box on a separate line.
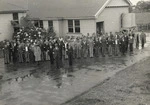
[80, 19, 96, 36]
[43, 20, 49, 30]
[0, 13, 14, 41]
[0, 12, 26, 41]
[53, 20, 60, 37]
[96, 7, 129, 33]
[18, 13, 26, 23]
[62, 19, 96, 37]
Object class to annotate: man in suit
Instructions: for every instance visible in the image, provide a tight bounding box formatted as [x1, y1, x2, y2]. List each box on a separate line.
[140, 31, 146, 49]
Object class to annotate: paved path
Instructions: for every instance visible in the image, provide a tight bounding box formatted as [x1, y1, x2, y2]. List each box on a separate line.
[0, 34, 150, 105]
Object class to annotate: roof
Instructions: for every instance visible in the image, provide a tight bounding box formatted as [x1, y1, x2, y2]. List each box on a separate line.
[1, 0, 131, 19]
[0, 1, 27, 14]
[136, 13, 150, 24]
[27, 0, 108, 19]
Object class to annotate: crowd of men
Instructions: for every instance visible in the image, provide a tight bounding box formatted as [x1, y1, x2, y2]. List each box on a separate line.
[2, 28, 146, 69]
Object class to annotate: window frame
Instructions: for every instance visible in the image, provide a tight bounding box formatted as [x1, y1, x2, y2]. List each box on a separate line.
[12, 13, 19, 20]
[74, 20, 80, 33]
[12, 13, 19, 24]
[48, 20, 53, 28]
[34, 20, 43, 28]
[68, 20, 80, 33]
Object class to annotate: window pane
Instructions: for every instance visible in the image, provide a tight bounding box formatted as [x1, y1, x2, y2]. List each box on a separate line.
[75, 20, 80, 26]
[13, 13, 18, 20]
[40, 20, 43, 28]
[34, 20, 39, 27]
[68, 28, 73, 33]
[75, 27, 80, 33]
[48, 20, 53, 27]
[68, 20, 73, 27]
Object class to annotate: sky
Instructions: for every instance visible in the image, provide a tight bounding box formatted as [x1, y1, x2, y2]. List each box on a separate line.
[130, 0, 150, 5]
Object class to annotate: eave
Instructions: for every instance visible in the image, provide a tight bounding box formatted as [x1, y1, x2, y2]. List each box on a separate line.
[0, 10, 28, 14]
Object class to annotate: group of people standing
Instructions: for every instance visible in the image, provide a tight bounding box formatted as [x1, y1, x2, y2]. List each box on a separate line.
[2, 30, 146, 69]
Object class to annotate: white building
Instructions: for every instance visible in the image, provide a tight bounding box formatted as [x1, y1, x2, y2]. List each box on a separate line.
[0, 1, 27, 41]
[0, 0, 132, 40]
[26, 0, 132, 37]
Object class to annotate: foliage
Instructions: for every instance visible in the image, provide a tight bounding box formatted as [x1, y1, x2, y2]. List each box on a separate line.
[134, 1, 150, 12]
[20, 15, 34, 28]
[47, 27, 56, 38]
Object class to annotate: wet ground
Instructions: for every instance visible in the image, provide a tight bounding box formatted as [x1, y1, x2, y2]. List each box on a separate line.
[0, 34, 150, 105]
[65, 52, 150, 105]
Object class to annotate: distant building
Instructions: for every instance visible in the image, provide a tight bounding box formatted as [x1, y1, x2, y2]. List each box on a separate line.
[0, 1, 27, 41]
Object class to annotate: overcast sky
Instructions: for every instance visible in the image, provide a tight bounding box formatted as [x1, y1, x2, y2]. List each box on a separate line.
[130, 0, 150, 5]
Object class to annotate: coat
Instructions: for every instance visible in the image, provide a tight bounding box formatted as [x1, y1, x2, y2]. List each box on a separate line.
[140, 32, 146, 44]
[33, 46, 41, 61]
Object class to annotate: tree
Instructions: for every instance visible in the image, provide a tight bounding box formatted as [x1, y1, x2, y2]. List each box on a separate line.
[20, 15, 34, 28]
[47, 27, 56, 38]
[134, 1, 150, 12]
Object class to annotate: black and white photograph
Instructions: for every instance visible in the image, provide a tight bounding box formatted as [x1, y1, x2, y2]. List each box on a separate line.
[0, 0, 150, 105]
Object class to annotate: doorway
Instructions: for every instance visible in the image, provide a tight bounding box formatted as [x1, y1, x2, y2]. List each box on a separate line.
[96, 22, 104, 36]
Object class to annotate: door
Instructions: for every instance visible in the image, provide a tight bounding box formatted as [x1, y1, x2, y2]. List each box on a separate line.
[96, 22, 104, 36]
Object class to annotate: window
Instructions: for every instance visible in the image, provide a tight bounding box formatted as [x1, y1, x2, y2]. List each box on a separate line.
[12, 13, 19, 24]
[34, 20, 43, 28]
[13, 13, 18, 20]
[34, 20, 39, 27]
[68, 20, 74, 33]
[48, 20, 53, 28]
[75, 20, 80, 33]
[39, 20, 43, 28]
[68, 20, 80, 33]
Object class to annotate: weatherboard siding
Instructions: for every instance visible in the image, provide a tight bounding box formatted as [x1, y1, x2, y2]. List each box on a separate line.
[0, 13, 26, 41]
[43, 20, 49, 30]
[96, 7, 129, 33]
[0, 13, 14, 41]
[62, 19, 96, 37]
[80, 19, 96, 36]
